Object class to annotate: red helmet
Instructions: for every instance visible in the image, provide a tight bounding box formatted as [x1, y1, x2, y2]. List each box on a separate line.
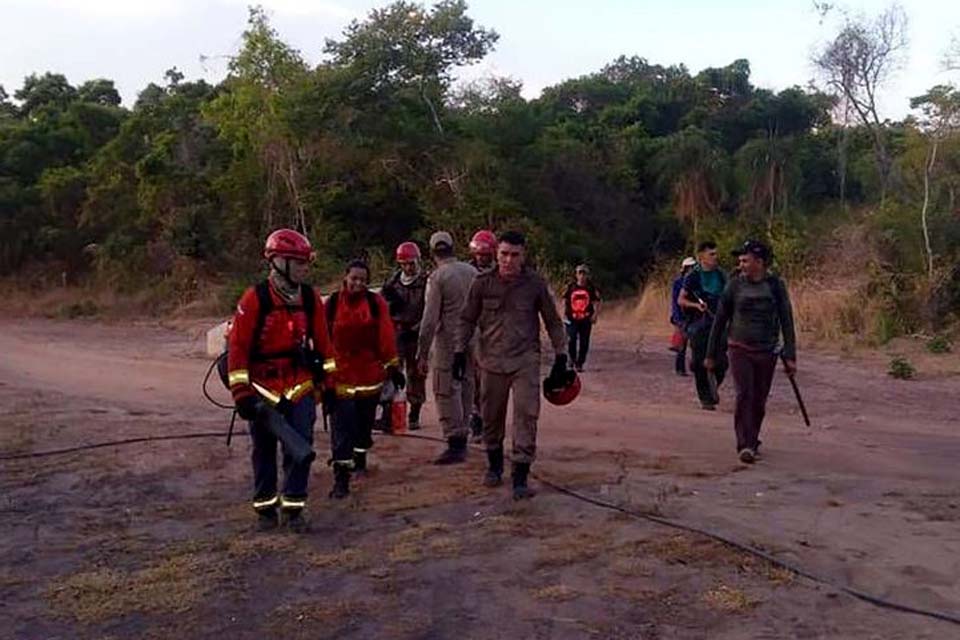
[543, 370, 581, 406]
[469, 230, 497, 255]
[395, 241, 421, 262]
[264, 229, 314, 261]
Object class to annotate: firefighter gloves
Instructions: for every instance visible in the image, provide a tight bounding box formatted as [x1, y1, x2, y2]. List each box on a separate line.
[452, 352, 468, 382]
[237, 396, 260, 421]
[388, 365, 407, 390]
[548, 354, 569, 385]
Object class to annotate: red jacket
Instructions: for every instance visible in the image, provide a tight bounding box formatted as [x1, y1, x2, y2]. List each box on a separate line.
[329, 288, 398, 399]
[227, 282, 336, 405]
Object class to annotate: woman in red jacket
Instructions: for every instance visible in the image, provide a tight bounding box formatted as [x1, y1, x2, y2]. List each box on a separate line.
[327, 259, 405, 498]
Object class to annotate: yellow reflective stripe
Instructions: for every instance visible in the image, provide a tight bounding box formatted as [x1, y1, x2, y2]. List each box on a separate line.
[229, 369, 250, 386]
[253, 495, 278, 509]
[335, 383, 383, 398]
[251, 382, 281, 405]
[284, 380, 314, 401]
[323, 358, 337, 373]
[383, 357, 400, 369]
[251, 380, 314, 405]
[280, 497, 306, 509]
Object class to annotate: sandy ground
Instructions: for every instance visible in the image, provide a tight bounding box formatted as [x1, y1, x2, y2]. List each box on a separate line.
[2, 317, 959, 639]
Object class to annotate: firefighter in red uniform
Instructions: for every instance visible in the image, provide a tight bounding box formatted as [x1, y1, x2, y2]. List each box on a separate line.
[327, 259, 405, 499]
[228, 229, 336, 532]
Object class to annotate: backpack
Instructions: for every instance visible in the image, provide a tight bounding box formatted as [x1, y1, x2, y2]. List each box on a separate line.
[217, 281, 317, 389]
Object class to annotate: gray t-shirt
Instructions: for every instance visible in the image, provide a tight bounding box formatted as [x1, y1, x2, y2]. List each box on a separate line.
[706, 275, 797, 361]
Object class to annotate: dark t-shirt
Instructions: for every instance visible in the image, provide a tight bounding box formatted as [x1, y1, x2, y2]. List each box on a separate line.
[563, 283, 601, 321]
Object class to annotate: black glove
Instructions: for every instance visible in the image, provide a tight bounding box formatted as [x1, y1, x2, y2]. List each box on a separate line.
[452, 352, 467, 382]
[274, 396, 294, 419]
[388, 365, 406, 390]
[306, 350, 327, 382]
[236, 395, 261, 421]
[548, 354, 568, 385]
[322, 387, 337, 411]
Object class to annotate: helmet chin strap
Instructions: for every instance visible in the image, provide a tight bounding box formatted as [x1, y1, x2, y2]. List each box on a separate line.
[270, 257, 301, 297]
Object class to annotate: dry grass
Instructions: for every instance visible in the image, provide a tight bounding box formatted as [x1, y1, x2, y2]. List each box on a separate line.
[269, 599, 370, 639]
[534, 530, 614, 569]
[386, 522, 453, 564]
[306, 547, 371, 572]
[46, 541, 233, 624]
[702, 585, 757, 613]
[532, 584, 580, 602]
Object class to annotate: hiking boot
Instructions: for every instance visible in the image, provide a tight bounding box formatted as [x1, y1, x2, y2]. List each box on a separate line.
[483, 447, 504, 487]
[434, 436, 468, 465]
[329, 464, 351, 499]
[284, 509, 308, 533]
[353, 450, 367, 475]
[469, 414, 483, 443]
[512, 462, 535, 500]
[738, 448, 756, 464]
[575, 363, 585, 373]
[255, 509, 278, 532]
[408, 403, 422, 431]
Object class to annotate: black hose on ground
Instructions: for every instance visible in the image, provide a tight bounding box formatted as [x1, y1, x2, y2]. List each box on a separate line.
[1, 428, 958, 626]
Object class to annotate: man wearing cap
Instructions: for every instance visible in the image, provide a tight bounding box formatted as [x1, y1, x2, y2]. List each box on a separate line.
[562, 264, 602, 372]
[455, 231, 568, 499]
[679, 241, 729, 410]
[705, 240, 797, 464]
[670, 257, 697, 376]
[417, 231, 478, 464]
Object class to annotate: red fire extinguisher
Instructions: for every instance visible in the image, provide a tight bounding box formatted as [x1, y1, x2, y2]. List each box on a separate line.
[391, 388, 408, 434]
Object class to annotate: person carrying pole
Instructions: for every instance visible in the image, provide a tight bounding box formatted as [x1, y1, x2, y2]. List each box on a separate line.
[705, 240, 797, 464]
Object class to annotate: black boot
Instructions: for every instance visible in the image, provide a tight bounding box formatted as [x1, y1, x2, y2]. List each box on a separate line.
[469, 414, 483, 443]
[353, 449, 367, 475]
[433, 436, 468, 465]
[283, 508, 308, 533]
[483, 447, 504, 487]
[255, 508, 278, 532]
[329, 463, 351, 499]
[408, 403, 422, 431]
[374, 403, 392, 433]
[512, 462, 535, 500]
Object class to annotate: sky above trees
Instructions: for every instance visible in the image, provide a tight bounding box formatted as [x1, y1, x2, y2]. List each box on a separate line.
[3, 0, 959, 118]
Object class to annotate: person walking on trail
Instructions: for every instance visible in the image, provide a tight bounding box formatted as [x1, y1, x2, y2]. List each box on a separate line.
[466, 229, 498, 441]
[227, 229, 337, 532]
[705, 240, 797, 464]
[455, 231, 569, 500]
[326, 259, 405, 498]
[679, 241, 729, 410]
[416, 231, 478, 465]
[562, 264, 602, 372]
[380, 241, 428, 431]
[669, 257, 697, 377]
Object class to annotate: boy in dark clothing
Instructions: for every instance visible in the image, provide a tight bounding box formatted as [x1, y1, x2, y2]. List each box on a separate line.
[562, 264, 602, 372]
[705, 240, 797, 464]
[670, 257, 697, 376]
[679, 241, 728, 409]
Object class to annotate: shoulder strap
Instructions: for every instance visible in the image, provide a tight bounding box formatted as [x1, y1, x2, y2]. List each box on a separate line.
[365, 290, 380, 318]
[250, 281, 273, 361]
[325, 291, 339, 338]
[301, 284, 316, 343]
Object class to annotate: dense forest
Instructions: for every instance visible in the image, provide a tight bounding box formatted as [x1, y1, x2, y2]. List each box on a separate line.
[1, 1, 958, 334]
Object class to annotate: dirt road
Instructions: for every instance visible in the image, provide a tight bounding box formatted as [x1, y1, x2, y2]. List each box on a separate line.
[2, 318, 959, 639]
